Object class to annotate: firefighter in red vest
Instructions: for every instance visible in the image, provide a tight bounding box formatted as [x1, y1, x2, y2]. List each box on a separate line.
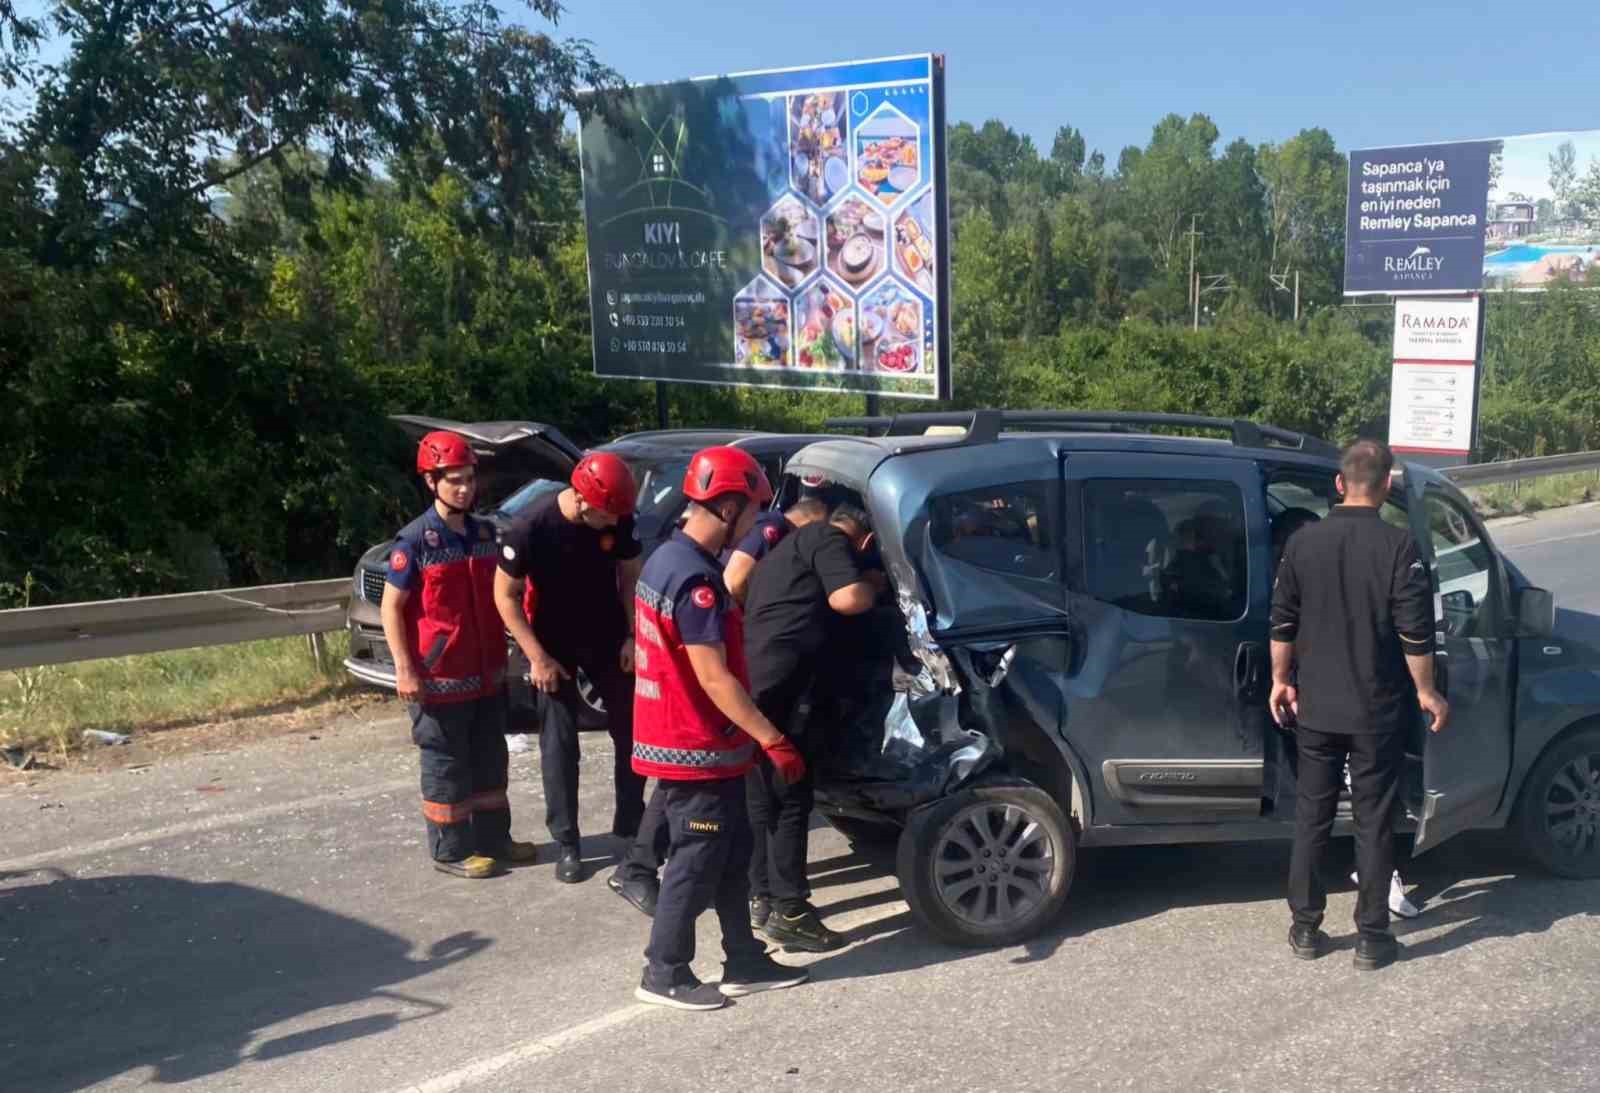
[630, 446, 810, 1011]
[381, 431, 538, 879]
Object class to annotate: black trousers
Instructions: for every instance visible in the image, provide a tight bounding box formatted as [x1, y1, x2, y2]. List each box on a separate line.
[1288, 726, 1405, 940]
[410, 693, 511, 862]
[644, 777, 766, 988]
[539, 647, 647, 848]
[745, 659, 816, 912]
[617, 784, 670, 884]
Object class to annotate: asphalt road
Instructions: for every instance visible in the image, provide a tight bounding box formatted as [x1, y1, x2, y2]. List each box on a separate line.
[2, 504, 1597, 1093]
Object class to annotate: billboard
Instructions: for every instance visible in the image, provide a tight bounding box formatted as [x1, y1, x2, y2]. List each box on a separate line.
[1345, 129, 1600, 295]
[578, 55, 950, 399]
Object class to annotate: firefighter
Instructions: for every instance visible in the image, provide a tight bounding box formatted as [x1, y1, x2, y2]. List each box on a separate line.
[495, 450, 645, 884]
[720, 476, 831, 606]
[607, 469, 806, 916]
[630, 446, 810, 1011]
[381, 430, 538, 879]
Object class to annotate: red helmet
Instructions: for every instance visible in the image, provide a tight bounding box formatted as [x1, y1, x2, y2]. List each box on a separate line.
[416, 431, 477, 475]
[571, 451, 636, 517]
[683, 446, 770, 506]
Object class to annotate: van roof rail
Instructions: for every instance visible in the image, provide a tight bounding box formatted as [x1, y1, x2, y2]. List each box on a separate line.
[824, 410, 1339, 458]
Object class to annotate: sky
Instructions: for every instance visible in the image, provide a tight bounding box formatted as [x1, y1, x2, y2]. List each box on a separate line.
[542, 0, 1600, 158]
[6, 0, 1598, 161]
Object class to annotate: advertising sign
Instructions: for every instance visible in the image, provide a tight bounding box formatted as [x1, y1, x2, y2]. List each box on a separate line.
[578, 56, 950, 399]
[1346, 129, 1600, 295]
[1388, 297, 1482, 459]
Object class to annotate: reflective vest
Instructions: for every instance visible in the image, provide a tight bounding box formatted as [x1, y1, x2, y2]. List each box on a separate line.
[395, 511, 506, 704]
[631, 534, 756, 781]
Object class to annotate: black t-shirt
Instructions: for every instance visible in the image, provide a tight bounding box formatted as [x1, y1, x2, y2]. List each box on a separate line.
[1270, 506, 1434, 734]
[497, 491, 642, 658]
[745, 521, 866, 668]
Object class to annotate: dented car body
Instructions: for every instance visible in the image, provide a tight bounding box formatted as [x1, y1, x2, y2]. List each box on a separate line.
[785, 411, 1600, 947]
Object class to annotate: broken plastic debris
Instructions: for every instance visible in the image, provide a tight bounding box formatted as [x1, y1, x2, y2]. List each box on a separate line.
[505, 733, 533, 754]
[897, 586, 958, 696]
[82, 730, 131, 746]
[2, 745, 36, 770]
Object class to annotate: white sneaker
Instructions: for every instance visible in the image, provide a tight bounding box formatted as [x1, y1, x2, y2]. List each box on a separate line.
[1349, 869, 1422, 918]
[505, 733, 532, 754]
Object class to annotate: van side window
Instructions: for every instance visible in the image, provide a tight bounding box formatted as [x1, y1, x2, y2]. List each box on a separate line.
[1084, 479, 1247, 621]
[1423, 488, 1494, 637]
[929, 482, 1056, 581]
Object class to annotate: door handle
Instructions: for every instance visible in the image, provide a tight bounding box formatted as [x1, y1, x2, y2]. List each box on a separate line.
[1234, 642, 1266, 701]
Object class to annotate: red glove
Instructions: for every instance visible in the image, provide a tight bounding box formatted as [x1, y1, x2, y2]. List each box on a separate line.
[763, 736, 807, 786]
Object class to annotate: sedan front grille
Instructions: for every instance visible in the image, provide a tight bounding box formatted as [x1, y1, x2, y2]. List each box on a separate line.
[361, 568, 387, 604]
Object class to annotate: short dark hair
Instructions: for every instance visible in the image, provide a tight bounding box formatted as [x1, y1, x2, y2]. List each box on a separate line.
[1340, 438, 1394, 495]
[829, 503, 871, 534]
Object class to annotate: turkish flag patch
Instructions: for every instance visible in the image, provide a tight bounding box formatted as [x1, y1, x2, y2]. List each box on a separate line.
[390, 550, 409, 571]
[762, 524, 781, 545]
[691, 585, 716, 610]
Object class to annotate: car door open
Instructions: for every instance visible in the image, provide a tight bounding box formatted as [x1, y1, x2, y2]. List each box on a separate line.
[1401, 466, 1515, 853]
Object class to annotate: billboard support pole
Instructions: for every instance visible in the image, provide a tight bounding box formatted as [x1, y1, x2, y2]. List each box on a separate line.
[1469, 293, 1487, 462]
[655, 381, 669, 431]
[864, 392, 881, 417]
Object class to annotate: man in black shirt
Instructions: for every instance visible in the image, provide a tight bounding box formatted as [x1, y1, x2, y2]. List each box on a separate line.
[495, 452, 645, 883]
[743, 504, 883, 951]
[1269, 439, 1450, 970]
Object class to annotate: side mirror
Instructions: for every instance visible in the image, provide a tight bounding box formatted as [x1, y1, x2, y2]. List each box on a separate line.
[1442, 589, 1475, 615]
[1515, 586, 1556, 639]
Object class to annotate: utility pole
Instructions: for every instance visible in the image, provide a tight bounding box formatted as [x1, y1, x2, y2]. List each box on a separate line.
[1184, 215, 1202, 320]
[1270, 266, 1302, 323]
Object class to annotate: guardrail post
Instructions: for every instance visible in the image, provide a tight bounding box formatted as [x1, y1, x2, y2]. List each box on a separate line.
[306, 631, 327, 673]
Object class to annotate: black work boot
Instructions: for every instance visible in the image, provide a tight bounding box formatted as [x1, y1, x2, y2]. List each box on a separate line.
[1288, 923, 1330, 960]
[763, 905, 845, 953]
[1354, 933, 1400, 971]
[607, 867, 658, 916]
[555, 844, 585, 884]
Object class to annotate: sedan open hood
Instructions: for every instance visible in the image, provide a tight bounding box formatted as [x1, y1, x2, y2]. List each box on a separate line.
[389, 414, 583, 513]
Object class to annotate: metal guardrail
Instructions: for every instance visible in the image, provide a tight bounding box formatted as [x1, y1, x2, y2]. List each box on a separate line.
[0, 578, 350, 671]
[1442, 449, 1600, 488]
[0, 447, 1594, 674]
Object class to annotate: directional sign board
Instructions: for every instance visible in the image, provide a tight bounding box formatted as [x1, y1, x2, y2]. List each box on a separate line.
[1388, 297, 1482, 460]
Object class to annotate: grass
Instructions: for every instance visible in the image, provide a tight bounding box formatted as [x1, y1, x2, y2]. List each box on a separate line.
[0, 630, 356, 758]
[1470, 471, 1600, 519]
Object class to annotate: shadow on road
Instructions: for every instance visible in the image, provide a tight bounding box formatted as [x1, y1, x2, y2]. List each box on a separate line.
[1395, 833, 1600, 962]
[0, 870, 490, 1091]
[803, 832, 1600, 977]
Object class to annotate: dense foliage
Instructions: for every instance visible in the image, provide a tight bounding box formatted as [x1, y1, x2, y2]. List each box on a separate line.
[2, 8, 1598, 603]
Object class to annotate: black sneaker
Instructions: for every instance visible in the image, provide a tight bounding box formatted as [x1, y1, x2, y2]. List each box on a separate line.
[1354, 933, 1400, 971]
[763, 907, 845, 953]
[607, 868, 659, 917]
[718, 952, 810, 997]
[749, 896, 772, 930]
[635, 974, 726, 1011]
[1288, 924, 1330, 960]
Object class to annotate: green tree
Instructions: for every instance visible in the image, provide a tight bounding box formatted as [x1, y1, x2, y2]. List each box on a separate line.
[2, 0, 619, 266]
[1256, 128, 1346, 317]
[1549, 140, 1578, 221]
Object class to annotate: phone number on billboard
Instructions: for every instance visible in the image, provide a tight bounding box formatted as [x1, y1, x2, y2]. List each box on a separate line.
[622, 339, 690, 354]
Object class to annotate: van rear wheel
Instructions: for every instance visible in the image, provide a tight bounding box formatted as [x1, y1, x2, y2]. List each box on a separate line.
[896, 783, 1074, 947]
[1516, 727, 1600, 879]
